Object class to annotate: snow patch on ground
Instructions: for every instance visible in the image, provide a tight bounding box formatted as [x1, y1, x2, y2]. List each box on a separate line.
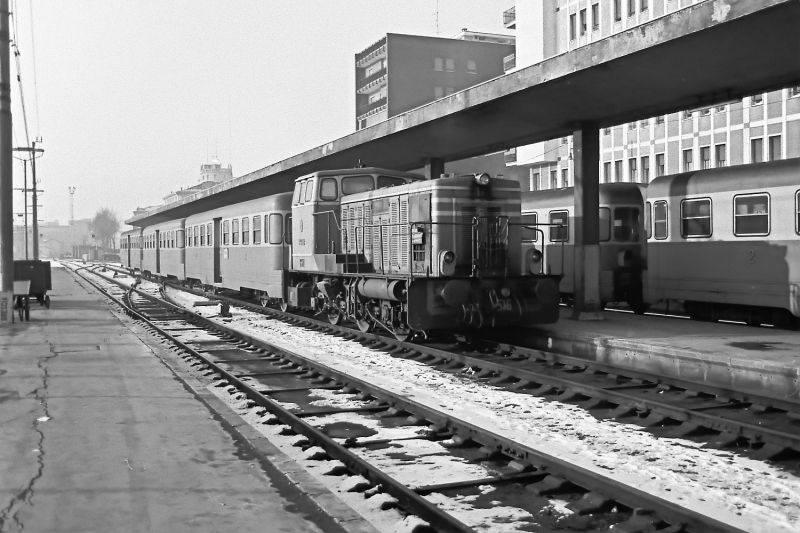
[166, 287, 800, 533]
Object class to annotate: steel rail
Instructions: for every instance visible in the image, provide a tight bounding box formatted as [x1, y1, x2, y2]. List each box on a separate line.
[80, 265, 745, 533]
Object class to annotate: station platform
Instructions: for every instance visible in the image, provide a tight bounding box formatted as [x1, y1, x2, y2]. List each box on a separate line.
[0, 266, 374, 533]
[504, 307, 800, 408]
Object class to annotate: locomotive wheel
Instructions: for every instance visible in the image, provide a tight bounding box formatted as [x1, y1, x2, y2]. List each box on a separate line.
[279, 300, 289, 312]
[327, 307, 344, 326]
[392, 323, 414, 342]
[356, 315, 373, 333]
[259, 297, 270, 308]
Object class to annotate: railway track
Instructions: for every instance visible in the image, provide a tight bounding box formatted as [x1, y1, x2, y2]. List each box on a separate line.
[70, 262, 750, 533]
[94, 262, 800, 467]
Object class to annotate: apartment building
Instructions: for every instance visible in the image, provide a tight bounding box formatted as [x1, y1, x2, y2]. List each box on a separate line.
[355, 31, 515, 130]
[504, 0, 800, 191]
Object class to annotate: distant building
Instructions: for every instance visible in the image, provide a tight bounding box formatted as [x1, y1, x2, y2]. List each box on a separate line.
[355, 31, 515, 131]
[13, 218, 93, 260]
[505, 0, 800, 191]
[162, 157, 233, 204]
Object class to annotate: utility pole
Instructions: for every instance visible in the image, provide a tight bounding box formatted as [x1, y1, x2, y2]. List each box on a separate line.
[1, 0, 14, 323]
[68, 186, 76, 223]
[13, 143, 43, 260]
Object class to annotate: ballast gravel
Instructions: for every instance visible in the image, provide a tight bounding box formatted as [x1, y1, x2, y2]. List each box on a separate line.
[165, 287, 800, 533]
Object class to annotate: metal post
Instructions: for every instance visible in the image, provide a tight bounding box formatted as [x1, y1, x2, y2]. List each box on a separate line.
[0, 0, 13, 296]
[23, 159, 28, 259]
[31, 140, 38, 259]
[572, 123, 604, 321]
[424, 157, 445, 180]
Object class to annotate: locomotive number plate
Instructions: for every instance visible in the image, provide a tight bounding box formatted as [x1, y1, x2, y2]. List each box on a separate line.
[497, 298, 513, 312]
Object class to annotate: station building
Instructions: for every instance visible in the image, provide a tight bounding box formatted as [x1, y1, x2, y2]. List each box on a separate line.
[355, 31, 515, 131]
[504, 0, 800, 190]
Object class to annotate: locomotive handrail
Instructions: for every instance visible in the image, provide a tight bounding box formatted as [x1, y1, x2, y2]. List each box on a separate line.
[512, 222, 566, 277]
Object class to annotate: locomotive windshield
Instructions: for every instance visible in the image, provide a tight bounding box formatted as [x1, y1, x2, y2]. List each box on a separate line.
[342, 175, 374, 195]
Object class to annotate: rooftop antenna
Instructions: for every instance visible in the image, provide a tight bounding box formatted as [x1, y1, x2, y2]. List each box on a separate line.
[435, 0, 440, 35]
[68, 186, 76, 223]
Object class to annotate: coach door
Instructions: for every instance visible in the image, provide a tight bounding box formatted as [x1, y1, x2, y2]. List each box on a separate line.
[213, 218, 222, 283]
[155, 230, 161, 273]
[126, 235, 131, 266]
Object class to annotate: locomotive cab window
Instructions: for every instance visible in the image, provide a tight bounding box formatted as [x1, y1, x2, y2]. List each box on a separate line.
[614, 207, 640, 242]
[549, 210, 569, 242]
[293, 182, 303, 205]
[319, 178, 338, 200]
[654, 201, 668, 239]
[681, 198, 712, 238]
[734, 193, 769, 236]
[304, 180, 315, 202]
[341, 175, 374, 196]
[377, 176, 406, 189]
[521, 213, 538, 242]
[599, 208, 611, 242]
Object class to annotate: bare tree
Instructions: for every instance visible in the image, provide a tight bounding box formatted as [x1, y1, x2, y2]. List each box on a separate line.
[91, 208, 121, 249]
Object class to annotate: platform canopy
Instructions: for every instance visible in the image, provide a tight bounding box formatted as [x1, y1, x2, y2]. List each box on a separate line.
[128, 0, 800, 226]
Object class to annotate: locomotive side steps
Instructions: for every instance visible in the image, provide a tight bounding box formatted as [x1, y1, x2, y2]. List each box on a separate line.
[492, 306, 800, 410]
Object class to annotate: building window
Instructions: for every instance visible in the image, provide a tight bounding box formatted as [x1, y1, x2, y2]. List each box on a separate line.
[604, 162, 611, 183]
[699, 108, 710, 116]
[570, 14, 576, 40]
[445, 87, 454, 96]
[434, 57, 443, 72]
[232, 219, 240, 245]
[614, 160, 622, 183]
[628, 122, 636, 130]
[604, 127, 610, 135]
[715, 105, 726, 112]
[580, 9, 587, 35]
[640, 0, 648, 10]
[629, 158, 637, 182]
[522, 213, 538, 242]
[467, 60, 476, 74]
[592, 3, 600, 30]
[654, 200, 668, 239]
[434, 86, 444, 99]
[253, 215, 262, 245]
[681, 198, 712, 238]
[561, 137, 568, 144]
[700, 146, 711, 169]
[715, 144, 726, 167]
[789, 87, 800, 98]
[734, 193, 769, 236]
[640, 119, 649, 127]
[562, 168, 569, 187]
[683, 149, 693, 172]
[656, 115, 665, 125]
[656, 153, 665, 177]
[751, 94, 763, 106]
[641, 156, 650, 182]
[531, 172, 540, 191]
[751, 138, 763, 163]
[549, 210, 569, 242]
[769, 135, 782, 161]
[614, 0, 621, 21]
[445, 58, 454, 72]
[682, 110, 692, 119]
[628, 0, 636, 16]
[550, 170, 557, 189]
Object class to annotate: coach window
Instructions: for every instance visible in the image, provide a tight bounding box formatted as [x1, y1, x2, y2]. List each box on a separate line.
[341, 175, 374, 196]
[598, 208, 611, 241]
[378, 176, 406, 188]
[269, 214, 283, 244]
[206, 223, 212, 246]
[232, 219, 240, 245]
[194, 226, 200, 247]
[304, 180, 315, 202]
[177, 229, 185, 248]
[253, 215, 262, 244]
[796, 191, 800, 234]
[645, 202, 652, 239]
[654, 201, 668, 239]
[222, 220, 230, 245]
[242, 217, 250, 245]
[319, 178, 338, 200]
[614, 207, 640, 242]
[285, 214, 292, 243]
[734, 194, 770, 236]
[521, 213, 538, 242]
[199, 225, 205, 246]
[549, 210, 569, 242]
[681, 198, 712, 238]
[187, 227, 192, 247]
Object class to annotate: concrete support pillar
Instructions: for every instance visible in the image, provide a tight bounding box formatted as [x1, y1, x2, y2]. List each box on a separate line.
[0, 0, 13, 324]
[572, 123, 604, 321]
[424, 158, 445, 180]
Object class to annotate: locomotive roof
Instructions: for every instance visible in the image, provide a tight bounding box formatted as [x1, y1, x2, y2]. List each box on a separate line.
[646, 159, 800, 198]
[295, 167, 424, 182]
[521, 183, 645, 211]
[185, 191, 294, 223]
[340, 175, 520, 203]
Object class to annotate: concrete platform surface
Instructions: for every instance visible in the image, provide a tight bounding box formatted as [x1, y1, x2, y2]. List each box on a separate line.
[0, 267, 368, 533]
[504, 307, 800, 408]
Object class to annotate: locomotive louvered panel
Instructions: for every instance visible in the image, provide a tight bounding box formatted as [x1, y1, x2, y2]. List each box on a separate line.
[390, 202, 399, 270]
[461, 207, 477, 263]
[400, 198, 409, 270]
[364, 204, 372, 262]
[355, 206, 363, 254]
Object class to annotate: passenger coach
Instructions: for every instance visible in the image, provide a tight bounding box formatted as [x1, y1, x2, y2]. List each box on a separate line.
[644, 158, 800, 327]
[141, 219, 186, 280]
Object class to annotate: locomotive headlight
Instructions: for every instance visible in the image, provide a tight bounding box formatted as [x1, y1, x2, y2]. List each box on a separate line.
[443, 250, 455, 263]
[474, 173, 491, 186]
[500, 287, 511, 297]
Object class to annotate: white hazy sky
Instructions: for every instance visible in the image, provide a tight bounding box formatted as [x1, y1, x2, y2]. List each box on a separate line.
[9, 0, 514, 226]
